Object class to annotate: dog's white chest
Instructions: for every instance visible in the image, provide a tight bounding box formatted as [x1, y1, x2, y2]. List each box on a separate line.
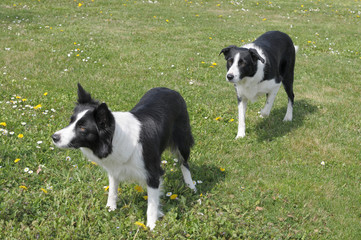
[235, 78, 280, 102]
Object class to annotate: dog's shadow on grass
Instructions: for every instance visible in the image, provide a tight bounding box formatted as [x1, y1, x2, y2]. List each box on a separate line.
[254, 99, 318, 141]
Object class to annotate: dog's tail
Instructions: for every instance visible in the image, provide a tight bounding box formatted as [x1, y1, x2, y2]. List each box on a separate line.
[294, 45, 299, 53]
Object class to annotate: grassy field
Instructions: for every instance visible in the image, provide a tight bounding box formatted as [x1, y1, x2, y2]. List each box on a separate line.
[1, 0, 360, 239]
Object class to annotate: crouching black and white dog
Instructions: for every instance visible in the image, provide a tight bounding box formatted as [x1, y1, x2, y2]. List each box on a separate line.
[52, 84, 196, 230]
[220, 31, 298, 139]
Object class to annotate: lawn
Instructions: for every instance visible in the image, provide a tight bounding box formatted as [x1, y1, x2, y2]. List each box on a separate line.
[0, 0, 360, 239]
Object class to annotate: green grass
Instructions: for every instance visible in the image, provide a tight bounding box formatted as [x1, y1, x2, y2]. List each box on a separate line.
[1, 0, 360, 239]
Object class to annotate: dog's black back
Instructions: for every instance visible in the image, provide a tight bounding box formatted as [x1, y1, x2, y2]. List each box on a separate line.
[130, 87, 194, 188]
[254, 31, 296, 84]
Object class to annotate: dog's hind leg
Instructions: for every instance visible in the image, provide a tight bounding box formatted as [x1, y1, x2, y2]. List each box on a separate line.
[282, 72, 295, 122]
[171, 117, 196, 192]
[172, 147, 197, 192]
[260, 83, 281, 118]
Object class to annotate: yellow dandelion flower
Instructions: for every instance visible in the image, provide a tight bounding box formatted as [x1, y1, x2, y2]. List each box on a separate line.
[16, 96, 21, 99]
[143, 196, 148, 200]
[215, 116, 221, 121]
[229, 118, 234, 122]
[212, 62, 217, 66]
[201, 61, 205, 64]
[104, 186, 109, 191]
[78, 3, 82, 7]
[134, 185, 144, 193]
[166, 19, 169, 22]
[135, 221, 147, 230]
[14, 158, 21, 163]
[18, 134, 24, 138]
[0, 122, 6, 127]
[262, 18, 267, 21]
[43, 92, 48, 96]
[22, 98, 27, 102]
[34, 104, 42, 110]
[41, 188, 48, 193]
[90, 161, 97, 165]
[74, 42, 77, 45]
[209, 37, 213, 40]
[170, 194, 178, 200]
[76, 54, 80, 57]
[216, 4, 220, 7]
[220, 167, 225, 172]
[19, 185, 27, 190]
[118, 187, 122, 192]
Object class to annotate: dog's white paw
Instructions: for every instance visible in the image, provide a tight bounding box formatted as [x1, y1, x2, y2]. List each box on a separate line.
[235, 133, 245, 139]
[106, 204, 117, 212]
[259, 110, 269, 118]
[283, 116, 292, 122]
[146, 221, 156, 231]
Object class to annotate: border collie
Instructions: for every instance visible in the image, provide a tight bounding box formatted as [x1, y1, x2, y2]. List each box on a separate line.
[52, 84, 196, 230]
[219, 31, 298, 139]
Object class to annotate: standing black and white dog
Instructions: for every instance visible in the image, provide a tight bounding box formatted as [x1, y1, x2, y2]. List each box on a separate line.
[220, 31, 297, 139]
[52, 84, 196, 230]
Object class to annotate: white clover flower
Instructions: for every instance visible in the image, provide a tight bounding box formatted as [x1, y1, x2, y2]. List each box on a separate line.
[24, 167, 29, 172]
[321, 161, 325, 166]
[166, 192, 172, 197]
[161, 160, 167, 164]
[28, 170, 33, 174]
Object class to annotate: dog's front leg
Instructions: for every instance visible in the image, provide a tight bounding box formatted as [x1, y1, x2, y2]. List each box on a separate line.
[106, 174, 120, 211]
[146, 185, 162, 230]
[236, 97, 248, 139]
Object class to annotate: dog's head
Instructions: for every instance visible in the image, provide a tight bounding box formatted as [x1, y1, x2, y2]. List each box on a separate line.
[219, 45, 265, 83]
[52, 84, 115, 159]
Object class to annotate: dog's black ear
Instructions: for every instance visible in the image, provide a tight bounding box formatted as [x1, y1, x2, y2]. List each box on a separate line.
[77, 83, 93, 104]
[93, 103, 115, 159]
[94, 103, 114, 130]
[249, 48, 265, 64]
[219, 45, 237, 59]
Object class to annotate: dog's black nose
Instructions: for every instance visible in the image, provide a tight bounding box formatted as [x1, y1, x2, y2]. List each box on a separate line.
[227, 73, 234, 80]
[52, 134, 60, 143]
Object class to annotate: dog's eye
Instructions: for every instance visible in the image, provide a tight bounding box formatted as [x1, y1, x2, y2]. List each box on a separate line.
[79, 126, 87, 135]
[227, 59, 233, 65]
[238, 60, 245, 66]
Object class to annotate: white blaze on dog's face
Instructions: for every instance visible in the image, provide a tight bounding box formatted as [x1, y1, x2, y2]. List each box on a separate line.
[52, 110, 90, 148]
[220, 46, 265, 83]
